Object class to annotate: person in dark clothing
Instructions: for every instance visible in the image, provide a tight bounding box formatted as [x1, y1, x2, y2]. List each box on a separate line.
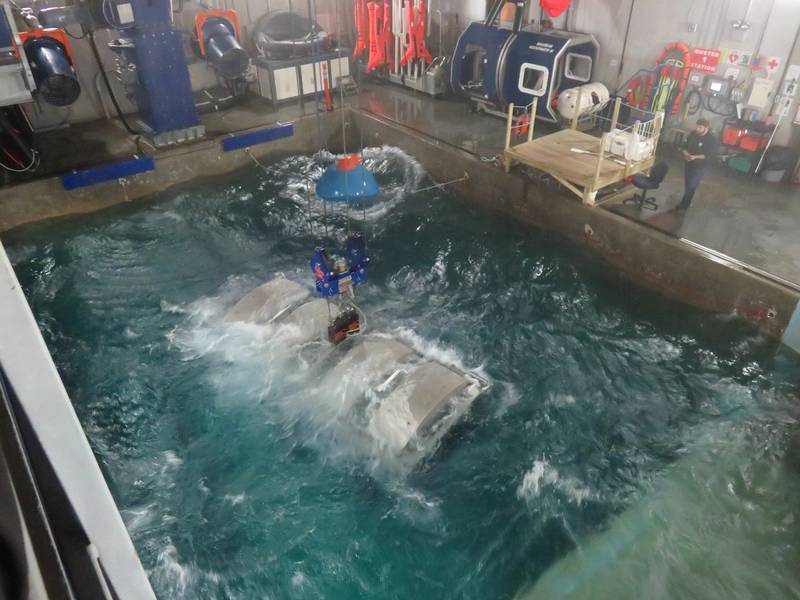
[677, 118, 718, 211]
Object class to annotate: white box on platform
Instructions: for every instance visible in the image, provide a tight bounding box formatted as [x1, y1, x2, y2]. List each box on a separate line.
[603, 129, 654, 162]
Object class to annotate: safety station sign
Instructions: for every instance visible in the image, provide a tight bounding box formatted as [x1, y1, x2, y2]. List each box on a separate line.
[690, 48, 721, 73]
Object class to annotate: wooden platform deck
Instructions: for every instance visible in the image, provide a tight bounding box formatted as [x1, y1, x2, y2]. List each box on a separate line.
[504, 129, 655, 205]
[501, 96, 663, 206]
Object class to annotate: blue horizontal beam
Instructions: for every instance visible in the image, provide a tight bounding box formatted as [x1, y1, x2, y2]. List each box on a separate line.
[61, 156, 155, 191]
[221, 123, 294, 152]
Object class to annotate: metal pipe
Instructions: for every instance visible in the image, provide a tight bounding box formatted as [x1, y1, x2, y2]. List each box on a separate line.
[615, 0, 636, 90]
[752, 0, 775, 62]
[564, 0, 573, 31]
[485, 0, 506, 26]
[512, 1, 526, 33]
[741, 0, 753, 24]
[436, 8, 442, 58]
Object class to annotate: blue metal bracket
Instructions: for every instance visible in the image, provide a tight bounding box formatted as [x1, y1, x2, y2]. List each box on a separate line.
[60, 156, 155, 191]
[221, 123, 294, 152]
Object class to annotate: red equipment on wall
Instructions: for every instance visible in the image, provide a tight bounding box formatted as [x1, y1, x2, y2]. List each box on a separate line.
[366, 2, 385, 72]
[415, 0, 433, 64]
[16, 28, 81, 107]
[626, 42, 691, 116]
[356, 0, 434, 75]
[353, 0, 369, 59]
[17, 28, 74, 62]
[399, 0, 417, 67]
[540, 0, 572, 18]
[194, 9, 240, 58]
[722, 119, 771, 152]
[382, 0, 394, 70]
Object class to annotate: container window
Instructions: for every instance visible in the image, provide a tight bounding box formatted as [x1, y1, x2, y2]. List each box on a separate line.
[565, 53, 592, 82]
[517, 63, 549, 97]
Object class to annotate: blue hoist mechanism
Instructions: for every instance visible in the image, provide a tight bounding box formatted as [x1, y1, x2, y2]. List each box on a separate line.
[310, 233, 370, 345]
[310, 153, 379, 345]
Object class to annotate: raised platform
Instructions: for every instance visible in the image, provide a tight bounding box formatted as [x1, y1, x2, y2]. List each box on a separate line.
[501, 96, 662, 206]
[504, 128, 655, 204]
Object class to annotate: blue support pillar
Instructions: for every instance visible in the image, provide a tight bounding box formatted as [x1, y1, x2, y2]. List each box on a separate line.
[125, 0, 204, 145]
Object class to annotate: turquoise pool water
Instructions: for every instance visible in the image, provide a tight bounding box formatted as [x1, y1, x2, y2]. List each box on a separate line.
[6, 148, 800, 599]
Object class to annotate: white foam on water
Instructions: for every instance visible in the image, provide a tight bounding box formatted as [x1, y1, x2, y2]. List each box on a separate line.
[273, 147, 426, 242]
[547, 392, 576, 408]
[386, 326, 483, 377]
[384, 484, 445, 534]
[121, 503, 159, 536]
[224, 493, 247, 506]
[123, 326, 141, 339]
[517, 459, 592, 506]
[517, 460, 557, 499]
[164, 280, 485, 480]
[493, 382, 521, 417]
[291, 571, 309, 589]
[163, 450, 183, 467]
[149, 543, 221, 598]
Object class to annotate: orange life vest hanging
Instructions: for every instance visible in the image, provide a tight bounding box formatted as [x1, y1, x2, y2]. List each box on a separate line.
[381, 0, 394, 70]
[367, 2, 385, 72]
[353, 0, 369, 59]
[655, 41, 690, 116]
[399, 0, 417, 67]
[629, 42, 690, 113]
[540, 0, 571, 18]
[415, 0, 432, 64]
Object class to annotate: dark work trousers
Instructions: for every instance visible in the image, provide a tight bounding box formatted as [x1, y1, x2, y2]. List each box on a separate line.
[680, 162, 706, 209]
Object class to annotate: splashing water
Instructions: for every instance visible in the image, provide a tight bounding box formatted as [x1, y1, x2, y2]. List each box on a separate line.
[6, 148, 800, 599]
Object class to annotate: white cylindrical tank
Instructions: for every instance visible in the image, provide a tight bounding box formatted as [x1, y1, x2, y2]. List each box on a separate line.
[556, 83, 610, 120]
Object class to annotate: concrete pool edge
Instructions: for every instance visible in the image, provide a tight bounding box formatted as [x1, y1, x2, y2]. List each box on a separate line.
[0, 111, 346, 233]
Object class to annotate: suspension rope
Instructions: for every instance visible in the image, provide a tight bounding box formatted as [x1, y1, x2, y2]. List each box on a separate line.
[305, 176, 314, 237]
[244, 148, 269, 175]
[309, 0, 330, 245]
[334, 0, 355, 239]
[411, 172, 470, 194]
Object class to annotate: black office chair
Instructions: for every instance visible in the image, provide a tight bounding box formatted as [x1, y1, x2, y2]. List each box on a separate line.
[624, 162, 669, 210]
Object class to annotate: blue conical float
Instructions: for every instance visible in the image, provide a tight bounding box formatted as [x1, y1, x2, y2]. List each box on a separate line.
[316, 154, 379, 203]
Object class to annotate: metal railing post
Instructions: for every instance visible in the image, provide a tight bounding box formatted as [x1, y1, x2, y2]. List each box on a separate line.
[528, 98, 538, 143]
[571, 86, 583, 130]
[505, 102, 515, 150]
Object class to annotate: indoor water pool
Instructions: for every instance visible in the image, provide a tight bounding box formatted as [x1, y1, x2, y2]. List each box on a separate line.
[6, 147, 800, 599]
